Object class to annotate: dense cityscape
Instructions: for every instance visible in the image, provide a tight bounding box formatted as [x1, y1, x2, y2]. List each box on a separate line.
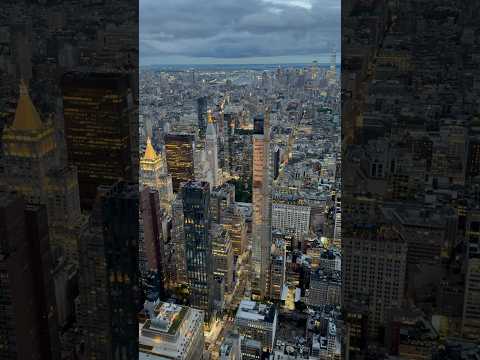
[1, 0, 480, 359]
[138, 59, 341, 359]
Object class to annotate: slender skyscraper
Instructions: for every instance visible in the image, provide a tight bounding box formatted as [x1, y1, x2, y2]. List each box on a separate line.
[251, 112, 272, 299]
[182, 180, 214, 325]
[197, 96, 208, 137]
[206, 110, 220, 187]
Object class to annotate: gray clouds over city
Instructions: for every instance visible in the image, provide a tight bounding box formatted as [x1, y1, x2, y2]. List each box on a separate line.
[140, 0, 340, 65]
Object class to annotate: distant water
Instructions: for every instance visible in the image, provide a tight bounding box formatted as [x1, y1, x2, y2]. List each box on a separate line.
[142, 63, 340, 71]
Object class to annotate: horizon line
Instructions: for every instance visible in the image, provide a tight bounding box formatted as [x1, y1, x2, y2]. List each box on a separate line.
[140, 62, 341, 67]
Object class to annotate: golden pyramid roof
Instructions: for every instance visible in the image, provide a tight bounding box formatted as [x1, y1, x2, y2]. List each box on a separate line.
[143, 137, 158, 161]
[207, 109, 214, 124]
[12, 80, 43, 131]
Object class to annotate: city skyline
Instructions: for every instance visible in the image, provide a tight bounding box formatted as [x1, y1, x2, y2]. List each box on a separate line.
[140, 0, 340, 65]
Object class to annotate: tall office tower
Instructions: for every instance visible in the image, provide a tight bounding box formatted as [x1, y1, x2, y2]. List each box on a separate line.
[197, 96, 208, 136]
[327, 49, 337, 85]
[62, 72, 134, 210]
[0, 193, 42, 360]
[0, 193, 61, 360]
[78, 181, 140, 360]
[139, 301, 205, 360]
[140, 137, 173, 210]
[251, 112, 273, 299]
[269, 239, 286, 301]
[182, 180, 214, 325]
[210, 182, 236, 224]
[343, 225, 407, 339]
[172, 197, 187, 284]
[1, 81, 81, 261]
[211, 223, 234, 293]
[206, 110, 220, 187]
[164, 133, 195, 193]
[24, 203, 61, 360]
[224, 205, 248, 257]
[140, 187, 167, 299]
[311, 60, 319, 80]
[462, 211, 480, 339]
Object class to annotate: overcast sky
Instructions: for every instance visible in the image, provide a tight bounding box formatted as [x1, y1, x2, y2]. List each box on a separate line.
[140, 0, 340, 66]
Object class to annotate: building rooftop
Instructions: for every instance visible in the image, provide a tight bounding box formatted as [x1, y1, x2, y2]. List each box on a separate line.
[141, 301, 187, 336]
[236, 300, 276, 324]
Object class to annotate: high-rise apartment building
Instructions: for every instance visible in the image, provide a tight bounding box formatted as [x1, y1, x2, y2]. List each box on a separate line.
[78, 181, 140, 359]
[251, 112, 273, 299]
[182, 180, 214, 324]
[165, 133, 195, 193]
[62, 72, 135, 210]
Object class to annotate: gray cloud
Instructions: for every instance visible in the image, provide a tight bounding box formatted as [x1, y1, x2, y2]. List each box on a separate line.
[140, 0, 340, 64]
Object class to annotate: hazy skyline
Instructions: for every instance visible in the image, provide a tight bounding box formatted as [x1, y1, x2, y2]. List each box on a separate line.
[140, 0, 340, 66]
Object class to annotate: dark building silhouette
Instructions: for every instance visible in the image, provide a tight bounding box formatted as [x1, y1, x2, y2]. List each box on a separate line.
[197, 96, 208, 136]
[182, 180, 214, 325]
[164, 133, 195, 193]
[62, 72, 135, 210]
[0, 192, 60, 360]
[140, 186, 167, 299]
[78, 181, 140, 360]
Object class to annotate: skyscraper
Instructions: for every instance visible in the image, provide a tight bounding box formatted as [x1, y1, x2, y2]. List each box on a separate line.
[206, 110, 220, 187]
[182, 180, 214, 324]
[78, 181, 140, 359]
[462, 210, 480, 339]
[140, 187, 168, 299]
[62, 72, 135, 210]
[0, 192, 61, 360]
[140, 137, 173, 210]
[0, 193, 42, 360]
[1, 80, 81, 261]
[164, 133, 195, 193]
[251, 112, 272, 299]
[197, 96, 208, 136]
